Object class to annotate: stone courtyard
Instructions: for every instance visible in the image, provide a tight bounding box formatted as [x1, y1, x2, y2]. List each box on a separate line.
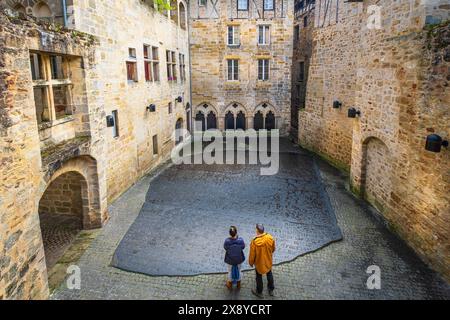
[52, 139, 450, 300]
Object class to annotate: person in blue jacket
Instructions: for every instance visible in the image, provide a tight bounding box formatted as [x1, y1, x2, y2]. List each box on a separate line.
[224, 226, 246, 289]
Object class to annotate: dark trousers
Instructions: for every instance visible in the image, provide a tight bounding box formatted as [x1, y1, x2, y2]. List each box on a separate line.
[256, 270, 275, 293]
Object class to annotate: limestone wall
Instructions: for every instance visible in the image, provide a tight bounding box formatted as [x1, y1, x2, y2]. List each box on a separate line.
[299, 0, 450, 280]
[71, 0, 191, 202]
[189, 0, 293, 135]
[0, 7, 101, 299]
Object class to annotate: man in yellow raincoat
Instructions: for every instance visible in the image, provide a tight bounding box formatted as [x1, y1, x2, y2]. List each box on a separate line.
[249, 224, 276, 297]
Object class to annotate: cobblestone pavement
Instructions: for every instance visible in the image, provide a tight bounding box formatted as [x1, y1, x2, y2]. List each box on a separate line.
[39, 213, 82, 270]
[53, 140, 450, 300]
[111, 145, 342, 276]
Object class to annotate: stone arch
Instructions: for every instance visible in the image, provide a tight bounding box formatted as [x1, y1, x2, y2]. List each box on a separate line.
[254, 111, 264, 131]
[38, 155, 102, 230]
[225, 111, 235, 130]
[253, 102, 276, 117]
[194, 110, 206, 131]
[33, 1, 52, 19]
[13, 2, 26, 14]
[196, 102, 218, 116]
[361, 137, 392, 213]
[179, 0, 187, 30]
[175, 117, 184, 144]
[224, 102, 248, 117]
[236, 111, 246, 130]
[206, 111, 217, 129]
[38, 170, 88, 269]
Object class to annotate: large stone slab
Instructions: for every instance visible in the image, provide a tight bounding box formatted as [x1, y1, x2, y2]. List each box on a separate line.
[111, 142, 342, 276]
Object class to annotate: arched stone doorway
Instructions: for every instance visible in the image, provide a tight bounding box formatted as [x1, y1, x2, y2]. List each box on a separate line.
[195, 111, 206, 131]
[185, 103, 191, 133]
[254, 111, 264, 131]
[236, 111, 246, 130]
[38, 171, 88, 270]
[362, 137, 392, 213]
[265, 111, 276, 130]
[225, 111, 235, 130]
[207, 111, 217, 129]
[175, 118, 183, 145]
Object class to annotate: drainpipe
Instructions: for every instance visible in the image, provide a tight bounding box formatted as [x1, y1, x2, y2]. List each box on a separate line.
[62, 0, 68, 27]
[187, 2, 193, 134]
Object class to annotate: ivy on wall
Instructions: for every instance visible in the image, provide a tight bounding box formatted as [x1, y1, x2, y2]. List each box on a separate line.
[154, 0, 173, 12]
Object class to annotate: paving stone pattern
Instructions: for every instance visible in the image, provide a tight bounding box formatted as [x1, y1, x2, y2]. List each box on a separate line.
[52, 140, 450, 300]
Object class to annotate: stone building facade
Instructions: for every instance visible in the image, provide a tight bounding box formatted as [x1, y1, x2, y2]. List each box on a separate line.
[189, 0, 293, 135]
[298, 0, 450, 280]
[0, 0, 190, 299]
[290, 0, 314, 139]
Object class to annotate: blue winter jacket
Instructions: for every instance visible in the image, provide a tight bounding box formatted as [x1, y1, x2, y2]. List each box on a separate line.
[224, 237, 246, 265]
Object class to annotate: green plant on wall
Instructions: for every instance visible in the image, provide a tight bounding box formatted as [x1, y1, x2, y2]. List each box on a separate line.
[154, 0, 173, 12]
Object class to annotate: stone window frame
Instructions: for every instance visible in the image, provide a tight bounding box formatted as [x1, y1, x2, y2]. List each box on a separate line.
[126, 47, 138, 82]
[179, 53, 186, 82]
[30, 51, 74, 126]
[152, 134, 159, 155]
[263, 0, 275, 11]
[237, 0, 249, 11]
[144, 44, 160, 82]
[258, 59, 270, 81]
[166, 50, 177, 82]
[227, 59, 239, 81]
[257, 25, 271, 45]
[227, 25, 240, 46]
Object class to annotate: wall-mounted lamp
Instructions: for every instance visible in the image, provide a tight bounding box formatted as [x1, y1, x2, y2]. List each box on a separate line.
[333, 100, 342, 109]
[176, 96, 183, 103]
[147, 104, 156, 112]
[348, 108, 361, 118]
[106, 115, 115, 127]
[425, 134, 448, 153]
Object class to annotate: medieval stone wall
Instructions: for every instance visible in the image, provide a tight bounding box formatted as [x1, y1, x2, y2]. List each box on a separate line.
[299, 0, 450, 280]
[189, 0, 293, 135]
[71, 0, 191, 202]
[0, 0, 191, 299]
[0, 7, 101, 299]
[291, 0, 314, 139]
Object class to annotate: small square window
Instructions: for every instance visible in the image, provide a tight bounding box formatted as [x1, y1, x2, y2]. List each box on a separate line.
[199, 0, 207, 6]
[128, 48, 137, 59]
[237, 0, 248, 11]
[264, 0, 274, 11]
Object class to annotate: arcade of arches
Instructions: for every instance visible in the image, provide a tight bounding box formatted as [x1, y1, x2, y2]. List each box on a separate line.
[194, 104, 278, 131]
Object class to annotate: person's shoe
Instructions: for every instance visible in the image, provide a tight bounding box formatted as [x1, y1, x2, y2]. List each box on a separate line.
[226, 281, 232, 290]
[236, 281, 241, 289]
[268, 289, 274, 297]
[251, 289, 263, 298]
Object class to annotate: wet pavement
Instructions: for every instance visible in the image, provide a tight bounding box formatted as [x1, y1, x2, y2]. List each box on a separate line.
[52, 139, 450, 300]
[111, 141, 342, 276]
